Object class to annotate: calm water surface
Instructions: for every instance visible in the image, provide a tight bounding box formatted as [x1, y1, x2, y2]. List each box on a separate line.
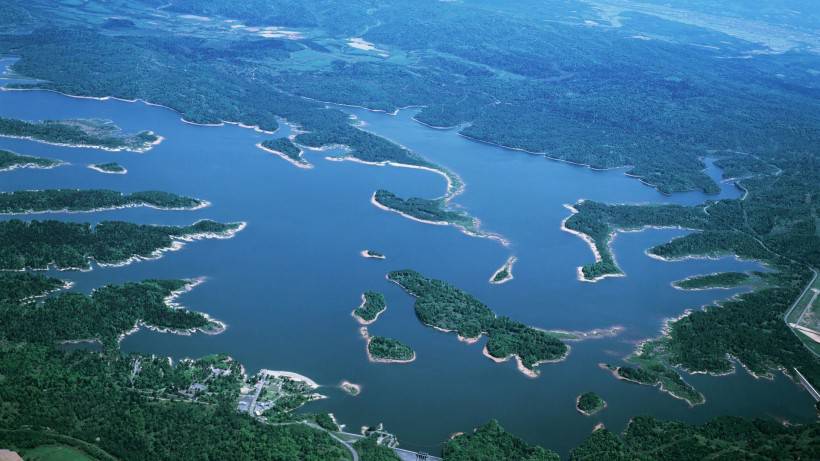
[0, 81, 815, 456]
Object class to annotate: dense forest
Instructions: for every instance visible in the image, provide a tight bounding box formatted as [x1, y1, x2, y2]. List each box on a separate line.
[353, 437, 400, 461]
[0, 219, 242, 270]
[0, 148, 61, 171]
[0, 279, 220, 349]
[0, 189, 204, 213]
[367, 336, 414, 362]
[576, 392, 605, 416]
[0, 117, 160, 152]
[569, 416, 820, 460]
[443, 420, 559, 461]
[0, 343, 352, 460]
[388, 270, 567, 372]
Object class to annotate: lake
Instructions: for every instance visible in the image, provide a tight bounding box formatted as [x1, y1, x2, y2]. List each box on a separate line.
[1, 75, 815, 456]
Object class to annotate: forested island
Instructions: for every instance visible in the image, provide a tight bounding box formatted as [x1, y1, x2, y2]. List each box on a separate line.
[352, 291, 387, 325]
[0, 117, 161, 152]
[673, 272, 752, 290]
[0, 189, 206, 214]
[489, 256, 516, 284]
[0, 149, 62, 171]
[88, 162, 126, 174]
[0, 219, 244, 270]
[388, 270, 568, 376]
[258, 137, 311, 169]
[575, 392, 606, 416]
[367, 335, 415, 363]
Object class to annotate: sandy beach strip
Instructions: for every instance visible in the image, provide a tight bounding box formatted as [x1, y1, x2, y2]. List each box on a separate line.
[259, 369, 320, 389]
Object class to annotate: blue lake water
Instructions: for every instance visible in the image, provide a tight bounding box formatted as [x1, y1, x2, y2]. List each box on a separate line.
[0, 81, 815, 456]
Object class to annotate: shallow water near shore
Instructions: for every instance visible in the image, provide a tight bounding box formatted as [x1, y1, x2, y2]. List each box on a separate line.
[1, 82, 816, 456]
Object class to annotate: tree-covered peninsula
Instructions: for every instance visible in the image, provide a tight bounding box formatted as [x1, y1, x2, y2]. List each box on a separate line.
[575, 392, 606, 416]
[0, 272, 66, 304]
[0, 189, 206, 214]
[388, 270, 568, 376]
[352, 291, 387, 324]
[373, 190, 476, 230]
[443, 420, 559, 461]
[0, 219, 244, 270]
[367, 336, 415, 363]
[0, 279, 223, 349]
[562, 200, 713, 281]
[0, 149, 62, 171]
[569, 416, 820, 460]
[673, 272, 752, 290]
[0, 117, 161, 152]
[88, 162, 126, 174]
[259, 137, 311, 168]
[565, 189, 820, 403]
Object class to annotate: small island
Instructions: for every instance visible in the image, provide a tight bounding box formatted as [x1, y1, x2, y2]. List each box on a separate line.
[672, 272, 751, 290]
[88, 162, 127, 174]
[388, 270, 568, 377]
[361, 249, 386, 259]
[0, 189, 207, 214]
[352, 291, 387, 325]
[0, 219, 245, 270]
[367, 334, 416, 363]
[489, 256, 517, 284]
[0, 149, 63, 172]
[258, 138, 311, 169]
[339, 380, 361, 396]
[0, 117, 162, 152]
[576, 392, 606, 416]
